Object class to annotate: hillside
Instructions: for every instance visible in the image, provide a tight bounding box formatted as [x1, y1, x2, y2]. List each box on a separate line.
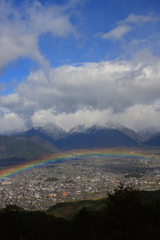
[104, 121, 144, 143]
[47, 198, 107, 219]
[0, 135, 58, 162]
[56, 128, 137, 150]
[68, 122, 143, 143]
[138, 126, 160, 139]
[20, 128, 57, 145]
[143, 132, 160, 147]
[29, 135, 60, 153]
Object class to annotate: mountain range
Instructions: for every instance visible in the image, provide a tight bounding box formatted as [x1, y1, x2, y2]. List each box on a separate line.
[0, 121, 159, 163]
[1, 121, 160, 140]
[56, 127, 138, 150]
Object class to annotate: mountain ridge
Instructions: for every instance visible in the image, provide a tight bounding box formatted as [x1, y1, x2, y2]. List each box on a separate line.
[142, 132, 160, 147]
[56, 128, 138, 150]
[0, 122, 159, 164]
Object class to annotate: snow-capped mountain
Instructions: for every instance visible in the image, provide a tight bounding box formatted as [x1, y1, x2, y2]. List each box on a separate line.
[86, 124, 109, 134]
[104, 121, 144, 143]
[0, 123, 67, 140]
[69, 124, 87, 134]
[67, 121, 143, 143]
[34, 123, 67, 140]
[137, 126, 160, 139]
[105, 120, 125, 130]
[0, 121, 144, 143]
[142, 131, 160, 147]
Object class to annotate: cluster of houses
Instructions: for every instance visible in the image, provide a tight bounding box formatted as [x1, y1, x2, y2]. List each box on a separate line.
[0, 156, 160, 210]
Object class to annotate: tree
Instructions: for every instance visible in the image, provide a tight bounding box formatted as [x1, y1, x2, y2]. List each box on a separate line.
[106, 182, 143, 239]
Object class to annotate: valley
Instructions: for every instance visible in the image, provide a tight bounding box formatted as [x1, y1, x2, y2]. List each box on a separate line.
[1, 148, 160, 210]
[0, 121, 160, 211]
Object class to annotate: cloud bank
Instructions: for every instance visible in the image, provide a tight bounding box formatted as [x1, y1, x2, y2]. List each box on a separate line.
[0, 50, 160, 130]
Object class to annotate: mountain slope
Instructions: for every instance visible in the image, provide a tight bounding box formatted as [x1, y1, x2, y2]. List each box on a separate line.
[56, 128, 137, 150]
[137, 126, 160, 139]
[142, 132, 160, 147]
[105, 121, 143, 143]
[69, 121, 143, 143]
[69, 124, 86, 135]
[20, 128, 57, 145]
[28, 135, 60, 153]
[0, 135, 56, 161]
[35, 123, 67, 140]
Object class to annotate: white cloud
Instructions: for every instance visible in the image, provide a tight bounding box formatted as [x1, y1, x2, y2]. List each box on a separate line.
[26, 1, 75, 37]
[101, 13, 156, 41]
[120, 13, 154, 25]
[0, 112, 24, 132]
[0, 94, 21, 108]
[31, 103, 160, 131]
[0, 51, 160, 130]
[112, 103, 160, 131]
[0, 0, 76, 71]
[102, 25, 131, 40]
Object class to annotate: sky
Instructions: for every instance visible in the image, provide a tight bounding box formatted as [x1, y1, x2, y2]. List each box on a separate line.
[0, 0, 160, 132]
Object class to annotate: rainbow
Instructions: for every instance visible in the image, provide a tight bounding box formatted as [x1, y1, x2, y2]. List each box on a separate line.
[0, 148, 158, 181]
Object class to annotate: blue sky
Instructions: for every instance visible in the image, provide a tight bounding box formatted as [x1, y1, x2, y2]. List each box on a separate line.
[0, 0, 160, 131]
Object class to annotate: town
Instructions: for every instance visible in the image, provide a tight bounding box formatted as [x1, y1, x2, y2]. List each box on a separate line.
[1, 152, 160, 210]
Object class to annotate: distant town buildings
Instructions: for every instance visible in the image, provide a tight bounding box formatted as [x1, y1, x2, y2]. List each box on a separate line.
[1, 154, 160, 210]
